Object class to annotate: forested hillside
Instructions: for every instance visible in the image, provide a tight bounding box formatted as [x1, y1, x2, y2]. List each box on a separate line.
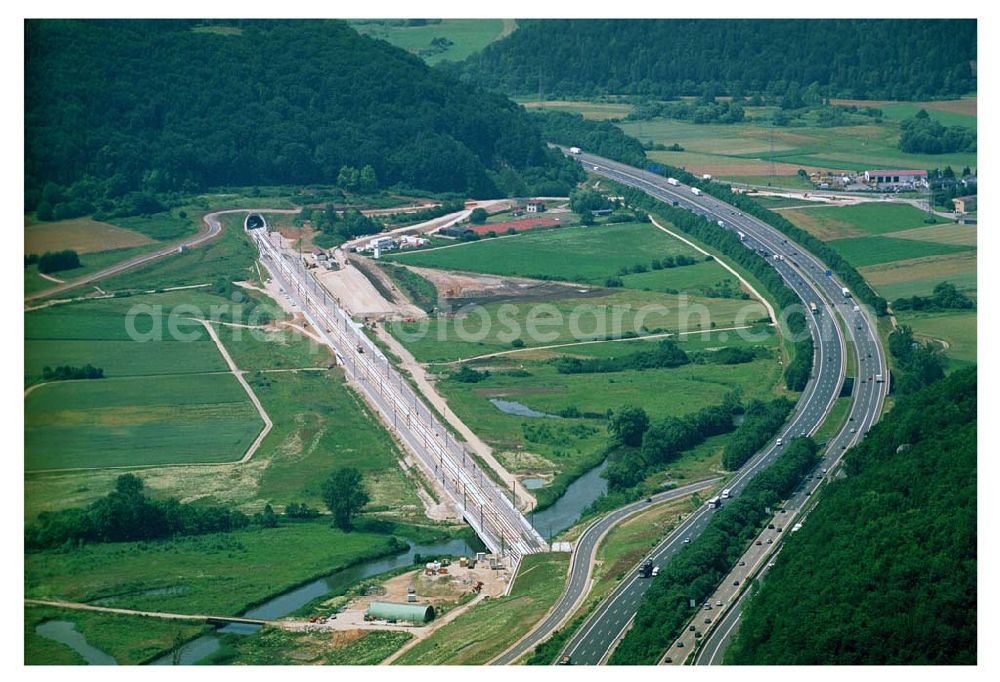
[727, 366, 977, 664]
[456, 19, 976, 99]
[25, 20, 579, 216]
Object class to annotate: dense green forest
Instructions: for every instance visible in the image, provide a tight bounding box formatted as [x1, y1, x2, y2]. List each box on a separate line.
[727, 367, 976, 664]
[25, 20, 581, 218]
[454, 20, 976, 100]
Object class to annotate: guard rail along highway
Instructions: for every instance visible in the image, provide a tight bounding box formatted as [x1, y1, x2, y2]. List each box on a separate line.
[244, 213, 547, 561]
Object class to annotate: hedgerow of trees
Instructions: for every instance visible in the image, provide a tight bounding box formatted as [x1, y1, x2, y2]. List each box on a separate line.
[35, 250, 81, 274]
[627, 97, 745, 125]
[42, 364, 104, 381]
[25, 474, 253, 549]
[727, 367, 975, 664]
[456, 20, 976, 101]
[892, 281, 974, 312]
[603, 394, 743, 491]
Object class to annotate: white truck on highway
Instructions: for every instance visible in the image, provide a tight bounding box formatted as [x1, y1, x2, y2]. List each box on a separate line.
[691, 187, 703, 196]
[721, 488, 732, 500]
[842, 287, 852, 298]
[666, 177, 680, 186]
[569, 146, 582, 155]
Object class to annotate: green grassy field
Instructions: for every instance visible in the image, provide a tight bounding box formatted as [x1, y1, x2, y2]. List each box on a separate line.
[214, 322, 331, 371]
[387, 222, 703, 284]
[859, 251, 977, 300]
[24, 367, 424, 522]
[394, 552, 570, 664]
[431, 329, 783, 499]
[877, 102, 977, 129]
[249, 369, 425, 518]
[25, 605, 209, 665]
[25, 373, 263, 470]
[351, 19, 510, 65]
[779, 203, 947, 240]
[621, 259, 741, 295]
[515, 97, 635, 120]
[112, 212, 199, 242]
[24, 211, 202, 296]
[896, 310, 977, 366]
[616, 102, 977, 186]
[388, 288, 768, 363]
[26, 244, 165, 290]
[24, 520, 406, 616]
[886, 223, 977, 247]
[827, 235, 972, 268]
[25, 299, 227, 383]
[776, 198, 976, 368]
[93, 213, 259, 292]
[25, 216, 155, 254]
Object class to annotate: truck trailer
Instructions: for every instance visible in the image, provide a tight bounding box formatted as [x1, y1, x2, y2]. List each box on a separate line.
[691, 187, 703, 196]
[666, 177, 680, 186]
[569, 146, 582, 155]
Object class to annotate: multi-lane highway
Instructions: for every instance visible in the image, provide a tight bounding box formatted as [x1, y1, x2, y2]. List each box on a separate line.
[544, 151, 887, 665]
[492, 477, 720, 664]
[244, 215, 547, 561]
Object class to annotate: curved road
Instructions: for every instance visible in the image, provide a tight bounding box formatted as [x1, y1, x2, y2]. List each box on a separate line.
[492, 477, 721, 664]
[24, 208, 304, 302]
[540, 151, 887, 665]
[26, 210, 220, 301]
